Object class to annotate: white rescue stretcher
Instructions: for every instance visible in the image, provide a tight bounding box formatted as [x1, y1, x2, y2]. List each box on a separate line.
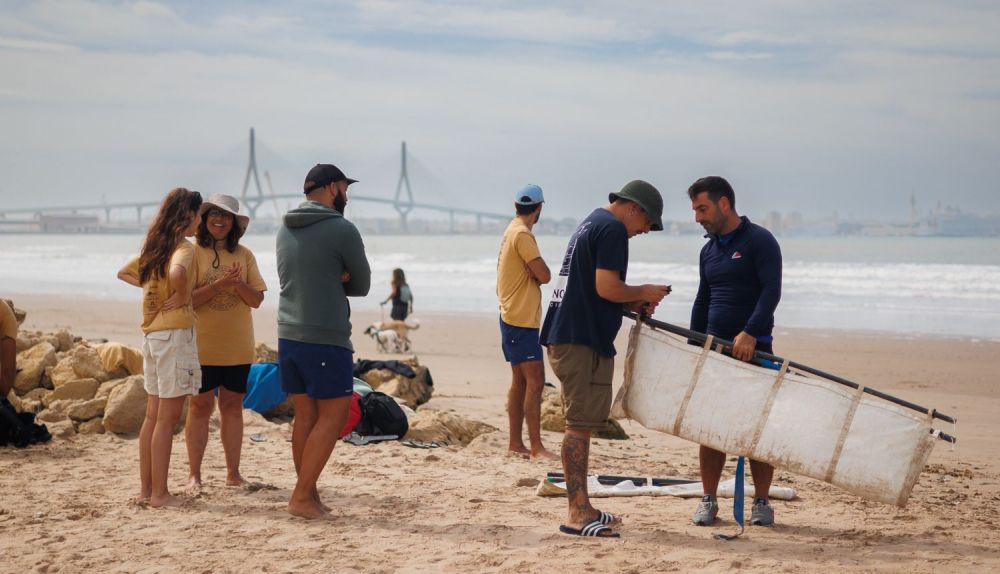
[611, 316, 956, 506]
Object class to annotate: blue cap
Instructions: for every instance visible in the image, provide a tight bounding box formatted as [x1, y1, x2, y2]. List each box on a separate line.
[515, 184, 544, 205]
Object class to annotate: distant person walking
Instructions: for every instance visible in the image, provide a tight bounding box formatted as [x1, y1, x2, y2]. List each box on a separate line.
[687, 176, 783, 527]
[117, 188, 203, 508]
[541, 181, 670, 538]
[496, 184, 558, 461]
[185, 194, 266, 490]
[277, 163, 371, 520]
[381, 268, 413, 321]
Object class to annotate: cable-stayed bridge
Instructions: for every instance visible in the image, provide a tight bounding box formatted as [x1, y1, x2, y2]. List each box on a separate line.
[0, 129, 510, 233]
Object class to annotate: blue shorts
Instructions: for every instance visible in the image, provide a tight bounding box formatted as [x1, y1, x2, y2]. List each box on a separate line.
[278, 338, 354, 400]
[499, 317, 543, 365]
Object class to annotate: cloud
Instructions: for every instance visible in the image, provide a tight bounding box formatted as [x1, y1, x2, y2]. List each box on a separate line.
[0, 0, 999, 219]
[0, 35, 78, 52]
[706, 50, 774, 61]
[353, 0, 649, 45]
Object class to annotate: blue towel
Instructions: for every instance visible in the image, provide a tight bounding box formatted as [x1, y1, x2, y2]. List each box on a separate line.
[243, 362, 284, 413]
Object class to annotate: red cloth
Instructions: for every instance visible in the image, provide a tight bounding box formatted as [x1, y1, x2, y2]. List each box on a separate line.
[339, 392, 362, 438]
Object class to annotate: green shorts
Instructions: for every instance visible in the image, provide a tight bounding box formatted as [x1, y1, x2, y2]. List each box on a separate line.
[547, 343, 614, 432]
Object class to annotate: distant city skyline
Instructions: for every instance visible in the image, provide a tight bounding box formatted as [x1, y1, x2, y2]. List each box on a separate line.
[1, 1, 999, 222]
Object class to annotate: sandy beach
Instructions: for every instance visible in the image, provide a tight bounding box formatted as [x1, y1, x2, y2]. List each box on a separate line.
[2, 293, 999, 573]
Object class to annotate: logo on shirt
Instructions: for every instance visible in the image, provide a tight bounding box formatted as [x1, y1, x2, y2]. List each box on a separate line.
[731, 251, 743, 260]
[549, 221, 591, 308]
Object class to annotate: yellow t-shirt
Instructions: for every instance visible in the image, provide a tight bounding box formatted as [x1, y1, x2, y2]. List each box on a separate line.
[0, 300, 16, 340]
[496, 218, 544, 328]
[126, 241, 199, 334]
[0, 299, 14, 380]
[193, 243, 267, 365]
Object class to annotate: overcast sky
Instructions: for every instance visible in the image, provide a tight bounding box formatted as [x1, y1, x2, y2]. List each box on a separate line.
[1, 0, 998, 222]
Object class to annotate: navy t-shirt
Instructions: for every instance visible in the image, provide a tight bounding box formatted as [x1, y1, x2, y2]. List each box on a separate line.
[540, 208, 628, 357]
[690, 216, 782, 342]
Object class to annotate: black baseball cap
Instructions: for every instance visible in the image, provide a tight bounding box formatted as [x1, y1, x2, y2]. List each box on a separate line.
[304, 163, 358, 194]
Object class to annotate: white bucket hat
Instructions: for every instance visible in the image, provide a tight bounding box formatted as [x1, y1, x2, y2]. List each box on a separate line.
[200, 193, 250, 234]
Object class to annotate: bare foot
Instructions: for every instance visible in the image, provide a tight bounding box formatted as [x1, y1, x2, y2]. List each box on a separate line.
[226, 474, 246, 487]
[150, 493, 185, 509]
[187, 476, 203, 492]
[530, 448, 560, 462]
[507, 446, 530, 459]
[312, 488, 331, 512]
[287, 499, 333, 520]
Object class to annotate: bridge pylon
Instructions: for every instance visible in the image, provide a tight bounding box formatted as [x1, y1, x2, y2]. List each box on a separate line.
[394, 141, 415, 231]
[239, 127, 270, 218]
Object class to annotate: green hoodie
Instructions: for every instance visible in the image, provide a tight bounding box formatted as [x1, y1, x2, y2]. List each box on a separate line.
[276, 201, 371, 350]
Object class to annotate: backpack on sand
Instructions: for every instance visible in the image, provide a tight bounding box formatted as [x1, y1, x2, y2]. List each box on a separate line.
[0, 398, 52, 448]
[354, 391, 408, 438]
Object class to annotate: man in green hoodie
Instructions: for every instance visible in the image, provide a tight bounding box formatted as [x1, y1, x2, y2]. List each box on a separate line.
[276, 163, 372, 520]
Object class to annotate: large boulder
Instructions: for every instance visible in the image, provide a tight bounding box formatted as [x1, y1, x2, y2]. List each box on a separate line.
[102, 376, 147, 434]
[95, 378, 128, 400]
[540, 387, 565, 433]
[46, 419, 76, 438]
[405, 409, 497, 446]
[43, 378, 100, 406]
[13, 342, 57, 394]
[78, 418, 105, 435]
[45, 330, 74, 353]
[361, 359, 433, 408]
[15, 333, 39, 353]
[50, 344, 108, 388]
[377, 369, 433, 408]
[67, 397, 108, 422]
[36, 408, 71, 424]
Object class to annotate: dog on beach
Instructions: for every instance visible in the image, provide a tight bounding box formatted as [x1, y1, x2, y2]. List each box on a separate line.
[364, 318, 420, 354]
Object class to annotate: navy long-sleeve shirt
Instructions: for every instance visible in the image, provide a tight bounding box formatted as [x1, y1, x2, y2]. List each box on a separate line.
[690, 216, 782, 341]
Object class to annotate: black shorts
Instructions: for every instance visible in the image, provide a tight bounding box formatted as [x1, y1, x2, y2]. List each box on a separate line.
[198, 364, 251, 394]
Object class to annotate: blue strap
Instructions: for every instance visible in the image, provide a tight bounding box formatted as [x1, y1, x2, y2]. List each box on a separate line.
[734, 455, 745, 529]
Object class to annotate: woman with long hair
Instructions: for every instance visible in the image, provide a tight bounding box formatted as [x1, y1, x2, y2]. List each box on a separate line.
[117, 187, 203, 508]
[185, 194, 265, 490]
[381, 268, 413, 321]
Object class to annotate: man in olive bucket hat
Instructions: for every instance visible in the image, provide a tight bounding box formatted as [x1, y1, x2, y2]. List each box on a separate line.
[540, 180, 672, 538]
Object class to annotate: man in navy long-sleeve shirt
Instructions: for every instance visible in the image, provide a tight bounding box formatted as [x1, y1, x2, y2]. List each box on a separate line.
[687, 176, 783, 527]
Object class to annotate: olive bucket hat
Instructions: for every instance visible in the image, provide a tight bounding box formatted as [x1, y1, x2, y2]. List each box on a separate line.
[608, 180, 664, 231]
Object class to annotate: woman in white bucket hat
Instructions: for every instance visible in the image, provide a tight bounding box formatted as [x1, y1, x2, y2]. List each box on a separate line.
[186, 193, 266, 489]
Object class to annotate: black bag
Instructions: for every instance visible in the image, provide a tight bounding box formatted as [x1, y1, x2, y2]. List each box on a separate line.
[354, 391, 409, 438]
[0, 397, 52, 448]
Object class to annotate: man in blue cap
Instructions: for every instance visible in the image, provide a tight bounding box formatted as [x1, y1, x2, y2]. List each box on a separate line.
[496, 184, 558, 461]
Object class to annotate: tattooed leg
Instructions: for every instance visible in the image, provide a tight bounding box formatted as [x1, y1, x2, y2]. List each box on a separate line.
[562, 428, 595, 527]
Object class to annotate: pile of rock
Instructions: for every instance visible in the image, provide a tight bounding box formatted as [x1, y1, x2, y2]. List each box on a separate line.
[405, 409, 497, 446]
[358, 356, 433, 408]
[8, 329, 147, 438]
[7, 331, 485, 448]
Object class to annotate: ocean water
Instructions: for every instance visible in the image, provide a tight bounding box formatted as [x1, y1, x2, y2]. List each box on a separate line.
[2, 233, 999, 339]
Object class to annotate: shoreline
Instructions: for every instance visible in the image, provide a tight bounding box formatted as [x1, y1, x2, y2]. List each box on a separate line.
[11, 291, 999, 344]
